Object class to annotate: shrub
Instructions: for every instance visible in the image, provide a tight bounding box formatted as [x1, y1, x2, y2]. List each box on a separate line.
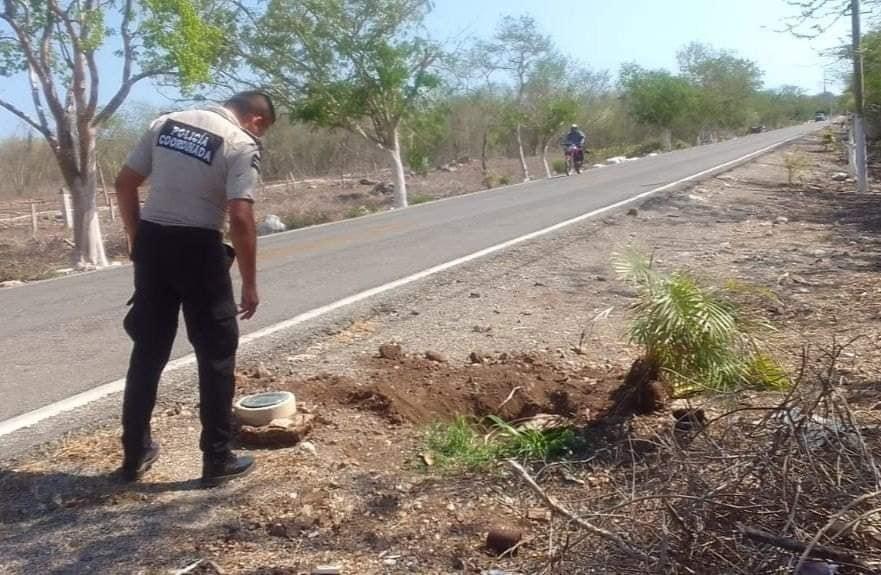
[783, 152, 810, 186]
[282, 212, 332, 230]
[409, 193, 433, 205]
[552, 159, 568, 174]
[345, 205, 374, 219]
[613, 250, 785, 395]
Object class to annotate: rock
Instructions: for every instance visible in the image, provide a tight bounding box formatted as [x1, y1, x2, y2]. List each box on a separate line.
[255, 362, 272, 379]
[796, 561, 840, 575]
[526, 508, 551, 522]
[439, 164, 458, 173]
[606, 156, 626, 165]
[382, 558, 398, 567]
[672, 408, 706, 431]
[257, 214, 287, 236]
[451, 557, 467, 571]
[831, 172, 849, 182]
[0, 280, 24, 288]
[312, 567, 342, 575]
[174, 559, 226, 575]
[469, 351, 488, 364]
[627, 208, 639, 216]
[299, 441, 318, 456]
[238, 413, 315, 448]
[371, 182, 395, 195]
[359, 178, 379, 186]
[268, 523, 288, 538]
[774, 216, 789, 224]
[486, 527, 522, 555]
[469, 292, 481, 298]
[425, 351, 448, 363]
[379, 343, 403, 360]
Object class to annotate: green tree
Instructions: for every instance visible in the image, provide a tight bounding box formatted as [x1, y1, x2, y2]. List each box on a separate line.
[249, 0, 439, 208]
[477, 14, 554, 181]
[523, 55, 581, 177]
[0, 0, 231, 266]
[619, 64, 694, 150]
[677, 42, 763, 137]
[401, 100, 450, 173]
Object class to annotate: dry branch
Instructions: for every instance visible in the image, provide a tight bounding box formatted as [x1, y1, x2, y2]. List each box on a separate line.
[507, 459, 652, 562]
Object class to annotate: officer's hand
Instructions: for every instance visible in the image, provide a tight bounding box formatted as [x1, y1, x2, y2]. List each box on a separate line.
[239, 284, 259, 320]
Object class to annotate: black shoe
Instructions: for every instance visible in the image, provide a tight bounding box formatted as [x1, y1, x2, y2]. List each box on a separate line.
[119, 443, 160, 482]
[201, 453, 256, 488]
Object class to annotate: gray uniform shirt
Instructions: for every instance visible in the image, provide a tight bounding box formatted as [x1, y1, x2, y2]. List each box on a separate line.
[126, 106, 262, 231]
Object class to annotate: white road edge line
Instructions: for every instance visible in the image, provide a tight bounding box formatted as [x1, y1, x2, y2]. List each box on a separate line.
[0, 132, 805, 439]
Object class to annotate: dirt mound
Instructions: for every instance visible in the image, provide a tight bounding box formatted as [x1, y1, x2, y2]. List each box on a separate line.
[240, 352, 626, 425]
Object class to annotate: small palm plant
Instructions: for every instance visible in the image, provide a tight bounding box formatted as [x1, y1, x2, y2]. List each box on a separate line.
[613, 250, 786, 395]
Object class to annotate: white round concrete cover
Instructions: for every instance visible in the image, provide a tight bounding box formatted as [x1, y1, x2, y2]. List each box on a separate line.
[240, 391, 291, 409]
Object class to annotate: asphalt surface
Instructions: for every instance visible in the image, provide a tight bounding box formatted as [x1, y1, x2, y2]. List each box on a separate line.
[0, 123, 822, 427]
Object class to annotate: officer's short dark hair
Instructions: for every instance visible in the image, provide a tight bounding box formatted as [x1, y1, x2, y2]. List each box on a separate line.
[225, 91, 276, 125]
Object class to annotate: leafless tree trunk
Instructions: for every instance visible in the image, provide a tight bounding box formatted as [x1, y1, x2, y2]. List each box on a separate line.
[515, 123, 529, 181]
[0, 0, 162, 267]
[389, 127, 408, 208]
[661, 127, 673, 151]
[541, 138, 553, 178]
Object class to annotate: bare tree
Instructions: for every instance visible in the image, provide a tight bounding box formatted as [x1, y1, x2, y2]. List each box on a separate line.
[0, 0, 232, 266]
[477, 15, 553, 182]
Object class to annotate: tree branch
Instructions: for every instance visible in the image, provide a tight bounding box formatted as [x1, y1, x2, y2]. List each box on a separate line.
[93, 69, 168, 126]
[1, 0, 65, 121]
[27, 64, 51, 136]
[507, 460, 652, 562]
[0, 96, 53, 140]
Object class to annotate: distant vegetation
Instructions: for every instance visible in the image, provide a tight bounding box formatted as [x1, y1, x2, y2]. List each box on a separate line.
[0, 2, 846, 206]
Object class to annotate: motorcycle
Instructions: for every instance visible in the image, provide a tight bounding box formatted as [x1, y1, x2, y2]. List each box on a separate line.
[564, 144, 584, 175]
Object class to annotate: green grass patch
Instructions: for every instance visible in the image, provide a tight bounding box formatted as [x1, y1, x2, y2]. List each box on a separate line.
[283, 212, 333, 230]
[422, 415, 581, 472]
[344, 206, 375, 219]
[409, 193, 434, 205]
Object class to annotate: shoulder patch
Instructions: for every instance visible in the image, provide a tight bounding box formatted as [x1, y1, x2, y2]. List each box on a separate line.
[250, 154, 261, 173]
[156, 120, 224, 165]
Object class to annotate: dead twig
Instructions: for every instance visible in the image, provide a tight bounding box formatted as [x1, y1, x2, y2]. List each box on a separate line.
[507, 459, 652, 562]
[793, 491, 881, 573]
[739, 525, 864, 567]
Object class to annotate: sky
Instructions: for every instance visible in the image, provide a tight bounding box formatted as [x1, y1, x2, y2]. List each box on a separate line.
[0, 0, 854, 137]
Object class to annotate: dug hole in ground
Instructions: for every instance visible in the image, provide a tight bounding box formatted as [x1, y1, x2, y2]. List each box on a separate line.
[2, 132, 881, 574]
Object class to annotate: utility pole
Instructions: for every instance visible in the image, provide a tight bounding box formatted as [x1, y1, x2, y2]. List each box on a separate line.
[852, 0, 869, 192]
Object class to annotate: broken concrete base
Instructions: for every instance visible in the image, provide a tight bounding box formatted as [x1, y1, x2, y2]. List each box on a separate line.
[238, 413, 315, 448]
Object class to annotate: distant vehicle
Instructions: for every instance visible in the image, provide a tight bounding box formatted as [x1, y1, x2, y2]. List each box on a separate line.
[815, 112, 827, 122]
[749, 125, 766, 134]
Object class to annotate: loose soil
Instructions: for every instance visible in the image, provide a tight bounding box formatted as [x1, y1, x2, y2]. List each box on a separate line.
[237, 352, 625, 426]
[3, 132, 881, 574]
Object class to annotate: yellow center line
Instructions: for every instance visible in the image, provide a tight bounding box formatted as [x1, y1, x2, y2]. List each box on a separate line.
[258, 221, 411, 262]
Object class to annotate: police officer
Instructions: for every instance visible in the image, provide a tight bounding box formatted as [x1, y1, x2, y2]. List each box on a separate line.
[114, 91, 276, 486]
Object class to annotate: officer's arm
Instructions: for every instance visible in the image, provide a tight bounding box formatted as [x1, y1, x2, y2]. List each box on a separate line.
[228, 199, 259, 319]
[115, 166, 147, 254]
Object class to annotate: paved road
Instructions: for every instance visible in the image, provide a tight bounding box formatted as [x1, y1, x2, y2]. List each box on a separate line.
[0, 123, 822, 425]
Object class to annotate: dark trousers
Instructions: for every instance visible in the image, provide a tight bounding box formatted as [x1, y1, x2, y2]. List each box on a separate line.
[122, 220, 239, 461]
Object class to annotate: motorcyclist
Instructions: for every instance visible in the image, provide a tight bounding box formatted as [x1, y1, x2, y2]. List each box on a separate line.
[564, 124, 586, 148]
[562, 124, 586, 166]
